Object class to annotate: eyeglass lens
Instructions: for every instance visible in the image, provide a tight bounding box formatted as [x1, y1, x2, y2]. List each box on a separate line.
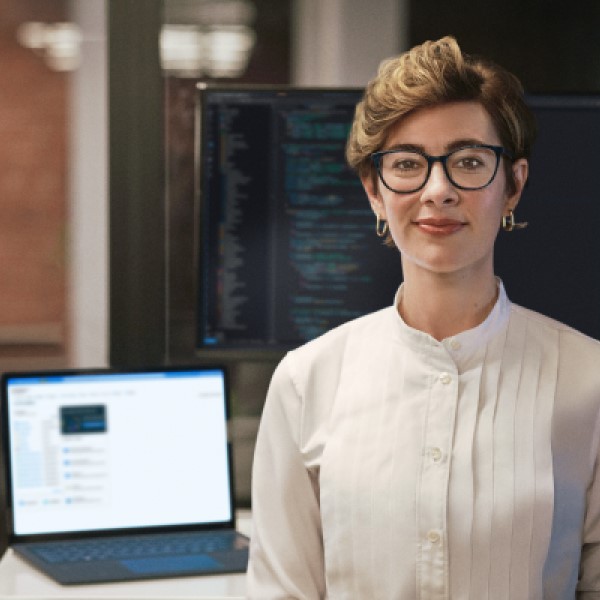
[378, 146, 500, 192]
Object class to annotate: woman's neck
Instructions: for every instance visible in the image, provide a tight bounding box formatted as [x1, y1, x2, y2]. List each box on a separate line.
[398, 270, 499, 341]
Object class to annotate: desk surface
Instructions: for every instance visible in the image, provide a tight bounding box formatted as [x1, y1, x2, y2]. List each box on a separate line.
[0, 512, 250, 600]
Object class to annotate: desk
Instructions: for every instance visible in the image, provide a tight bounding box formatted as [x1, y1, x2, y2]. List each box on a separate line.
[0, 512, 250, 599]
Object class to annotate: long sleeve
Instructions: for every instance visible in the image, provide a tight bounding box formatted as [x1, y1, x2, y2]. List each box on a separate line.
[246, 357, 326, 600]
[577, 407, 600, 598]
[578, 458, 600, 599]
[541, 327, 600, 599]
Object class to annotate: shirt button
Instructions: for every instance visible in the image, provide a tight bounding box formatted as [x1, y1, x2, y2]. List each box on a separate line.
[430, 447, 443, 462]
[449, 338, 461, 351]
[439, 372, 452, 385]
[427, 530, 441, 544]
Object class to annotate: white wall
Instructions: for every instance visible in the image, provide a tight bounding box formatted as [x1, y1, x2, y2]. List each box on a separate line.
[292, 0, 408, 87]
[68, 0, 109, 367]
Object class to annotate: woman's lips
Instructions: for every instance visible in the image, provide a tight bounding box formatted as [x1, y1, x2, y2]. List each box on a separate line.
[414, 218, 466, 235]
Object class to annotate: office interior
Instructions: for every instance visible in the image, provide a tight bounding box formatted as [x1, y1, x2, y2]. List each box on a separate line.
[1, 0, 600, 561]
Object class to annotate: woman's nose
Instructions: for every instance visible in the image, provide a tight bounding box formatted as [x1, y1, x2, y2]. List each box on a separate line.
[419, 162, 460, 206]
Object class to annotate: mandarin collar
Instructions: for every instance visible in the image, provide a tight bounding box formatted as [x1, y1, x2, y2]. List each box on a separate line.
[390, 279, 511, 370]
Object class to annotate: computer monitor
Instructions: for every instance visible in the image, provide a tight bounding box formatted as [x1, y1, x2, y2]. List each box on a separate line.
[189, 89, 600, 360]
[194, 85, 403, 354]
[494, 95, 600, 339]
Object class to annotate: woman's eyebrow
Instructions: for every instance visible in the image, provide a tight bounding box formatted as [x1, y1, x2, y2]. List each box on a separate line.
[446, 138, 489, 151]
[382, 138, 491, 154]
[381, 143, 425, 153]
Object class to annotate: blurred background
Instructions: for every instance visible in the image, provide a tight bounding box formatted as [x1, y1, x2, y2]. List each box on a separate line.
[1, 0, 600, 551]
[1, 0, 599, 375]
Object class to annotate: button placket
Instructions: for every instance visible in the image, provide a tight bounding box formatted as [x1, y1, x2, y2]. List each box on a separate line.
[429, 447, 443, 463]
[427, 530, 441, 545]
[417, 357, 458, 597]
[439, 371, 452, 385]
[449, 338, 461, 351]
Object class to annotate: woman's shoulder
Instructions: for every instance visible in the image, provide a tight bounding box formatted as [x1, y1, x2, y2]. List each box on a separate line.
[277, 306, 397, 389]
[510, 302, 600, 353]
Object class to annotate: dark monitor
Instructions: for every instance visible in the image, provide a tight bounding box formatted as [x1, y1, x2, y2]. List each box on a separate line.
[191, 89, 600, 360]
[495, 95, 600, 340]
[195, 85, 403, 354]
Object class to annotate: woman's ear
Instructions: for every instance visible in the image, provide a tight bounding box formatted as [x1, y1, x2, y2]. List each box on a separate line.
[361, 173, 386, 220]
[506, 158, 529, 212]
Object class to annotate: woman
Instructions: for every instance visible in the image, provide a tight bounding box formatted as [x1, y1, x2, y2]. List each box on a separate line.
[247, 37, 600, 599]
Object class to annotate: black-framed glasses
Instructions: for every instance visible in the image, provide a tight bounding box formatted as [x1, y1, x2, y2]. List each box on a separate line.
[371, 144, 513, 194]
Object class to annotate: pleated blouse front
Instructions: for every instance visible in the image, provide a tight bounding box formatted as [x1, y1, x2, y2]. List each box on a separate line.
[248, 284, 600, 599]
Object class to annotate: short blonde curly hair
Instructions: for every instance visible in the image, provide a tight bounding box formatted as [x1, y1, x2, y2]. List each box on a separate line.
[346, 36, 536, 196]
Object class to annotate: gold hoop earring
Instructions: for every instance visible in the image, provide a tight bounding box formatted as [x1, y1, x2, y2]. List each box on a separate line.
[376, 214, 388, 238]
[502, 209, 528, 232]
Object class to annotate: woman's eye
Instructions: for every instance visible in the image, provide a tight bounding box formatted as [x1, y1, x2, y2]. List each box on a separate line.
[456, 157, 484, 170]
[391, 159, 420, 171]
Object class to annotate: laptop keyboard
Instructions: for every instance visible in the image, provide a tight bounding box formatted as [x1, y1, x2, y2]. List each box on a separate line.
[31, 531, 236, 564]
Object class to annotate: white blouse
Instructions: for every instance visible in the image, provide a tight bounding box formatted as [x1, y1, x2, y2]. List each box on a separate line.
[247, 284, 600, 599]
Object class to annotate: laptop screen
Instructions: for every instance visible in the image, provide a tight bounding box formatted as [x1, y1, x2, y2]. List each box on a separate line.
[3, 368, 233, 537]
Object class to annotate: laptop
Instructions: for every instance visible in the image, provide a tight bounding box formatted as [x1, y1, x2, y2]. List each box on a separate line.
[1, 365, 249, 585]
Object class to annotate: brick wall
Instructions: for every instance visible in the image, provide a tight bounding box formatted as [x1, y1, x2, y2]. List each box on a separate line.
[0, 0, 68, 368]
